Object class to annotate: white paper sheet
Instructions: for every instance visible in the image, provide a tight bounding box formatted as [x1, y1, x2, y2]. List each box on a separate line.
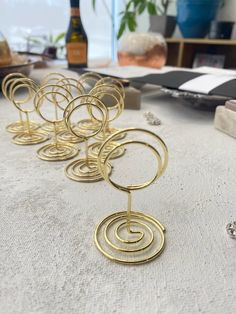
[179, 74, 236, 94]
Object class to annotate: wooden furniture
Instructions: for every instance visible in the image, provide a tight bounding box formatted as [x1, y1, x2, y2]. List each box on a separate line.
[166, 38, 236, 68]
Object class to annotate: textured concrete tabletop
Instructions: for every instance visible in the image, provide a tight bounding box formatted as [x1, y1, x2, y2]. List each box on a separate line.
[0, 69, 235, 314]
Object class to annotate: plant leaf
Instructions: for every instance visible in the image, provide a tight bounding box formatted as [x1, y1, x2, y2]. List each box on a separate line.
[138, 2, 146, 15]
[92, 0, 96, 10]
[147, 1, 157, 15]
[117, 21, 126, 39]
[127, 14, 137, 32]
[54, 32, 65, 44]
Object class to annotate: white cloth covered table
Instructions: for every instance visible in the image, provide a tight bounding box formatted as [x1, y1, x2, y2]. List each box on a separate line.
[0, 69, 235, 314]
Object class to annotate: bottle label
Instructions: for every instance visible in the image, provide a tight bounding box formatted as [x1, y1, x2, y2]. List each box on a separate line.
[66, 42, 87, 65]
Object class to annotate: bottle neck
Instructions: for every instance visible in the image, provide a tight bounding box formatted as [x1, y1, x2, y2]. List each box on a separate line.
[70, 7, 80, 17]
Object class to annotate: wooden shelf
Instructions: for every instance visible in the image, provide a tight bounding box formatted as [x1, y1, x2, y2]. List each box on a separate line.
[165, 38, 236, 68]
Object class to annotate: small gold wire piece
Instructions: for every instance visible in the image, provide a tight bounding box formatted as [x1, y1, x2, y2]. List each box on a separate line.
[34, 85, 78, 161]
[95, 128, 168, 265]
[64, 95, 111, 182]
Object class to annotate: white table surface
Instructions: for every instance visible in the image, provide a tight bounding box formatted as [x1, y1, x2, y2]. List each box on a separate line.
[0, 68, 235, 314]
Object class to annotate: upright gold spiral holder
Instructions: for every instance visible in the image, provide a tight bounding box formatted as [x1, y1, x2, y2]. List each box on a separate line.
[35, 85, 78, 161]
[2, 73, 40, 133]
[76, 72, 102, 131]
[55, 77, 85, 144]
[64, 95, 111, 182]
[93, 78, 126, 141]
[88, 85, 126, 160]
[95, 128, 168, 265]
[40, 73, 68, 133]
[9, 78, 49, 145]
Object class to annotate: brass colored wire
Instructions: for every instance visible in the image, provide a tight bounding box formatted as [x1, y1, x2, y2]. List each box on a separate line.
[87, 87, 126, 159]
[34, 87, 78, 161]
[2, 73, 40, 133]
[9, 78, 48, 145]
[64, 95, 111, 182]
[95, 128, 168, 265]
[89, 83, 126, 141]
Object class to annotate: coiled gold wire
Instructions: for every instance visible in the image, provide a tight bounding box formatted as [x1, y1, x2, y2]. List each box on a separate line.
[34, 85, 78, 161]
[64, 95, 111, 182]
[9, 78, 49, 145]
[2, 73, 40, 133]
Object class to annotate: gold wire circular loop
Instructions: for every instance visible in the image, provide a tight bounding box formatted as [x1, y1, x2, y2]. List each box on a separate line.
[78, 72, 102, 92]
[11, 78, 39, 113]
[40, 72, 66, 86]
[56, 77, 85, 96]
[95, 128, 168, 265]
[89, 84, 124, 123]
[95, 77, 125, 99]
[98, 128, 168, 191]
[2, 73, 26, 100]
[35, 86, 72, 124]
[64, 95, 108, 140]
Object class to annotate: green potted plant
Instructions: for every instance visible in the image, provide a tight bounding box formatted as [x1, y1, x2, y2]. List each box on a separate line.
[93, 0, 176, 39]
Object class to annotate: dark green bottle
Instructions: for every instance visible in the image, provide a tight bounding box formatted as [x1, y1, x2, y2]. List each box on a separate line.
[66, 0, 88, 68]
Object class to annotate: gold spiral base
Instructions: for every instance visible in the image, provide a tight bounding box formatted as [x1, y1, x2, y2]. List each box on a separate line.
[95, 128, 126, 141]
[37, 143, 78, 161]
[88, 141, 126, 160]
[12, 131, 49, 145]
[57, 130, 84, 144]
[41, 121, 67, 133]
[94, 211, 165, 265]
[77, 119, 100, 131]
[65, 157, 112, 182]
[6, 121, 40, 134]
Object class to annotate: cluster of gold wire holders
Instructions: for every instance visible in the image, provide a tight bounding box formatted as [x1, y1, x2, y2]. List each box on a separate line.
[3, 71, 169, 265]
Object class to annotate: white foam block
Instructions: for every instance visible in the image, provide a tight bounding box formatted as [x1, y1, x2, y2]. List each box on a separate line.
[214, 106, 236, 139]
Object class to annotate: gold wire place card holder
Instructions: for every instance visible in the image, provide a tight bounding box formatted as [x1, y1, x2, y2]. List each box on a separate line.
[34, 84, 79, 161]
[94, 77, 126, 141]
[76, 72, 103, 131]
[95, 128, 168, 265]
[64, 95, 112, 182]
[55, 77, 85, 144]
[88, 84, 125, 160]
[8, 77, 49, 145]
[2, 73, 41, 133]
